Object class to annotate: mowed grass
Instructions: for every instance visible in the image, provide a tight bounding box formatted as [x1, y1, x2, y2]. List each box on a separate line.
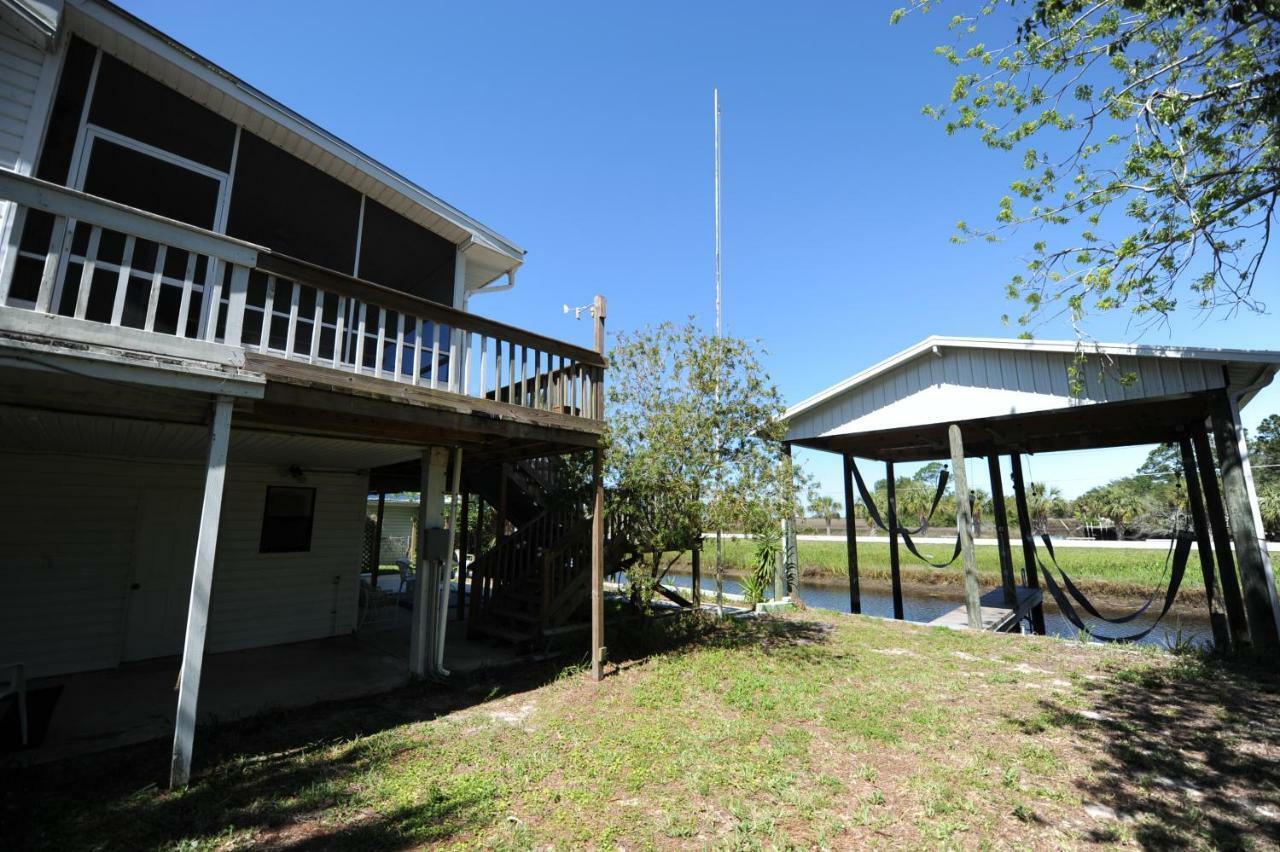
[682, 538, 1199, 597]
[6, 611, 1280, 849]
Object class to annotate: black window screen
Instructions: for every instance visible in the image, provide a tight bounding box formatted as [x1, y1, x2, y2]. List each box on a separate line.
[227, 131, 361, 273]
[88, 54, 236, 172]
[358, 198, 456, 304]
[81, 138, 221, 229]
[260, 486, 316, 553]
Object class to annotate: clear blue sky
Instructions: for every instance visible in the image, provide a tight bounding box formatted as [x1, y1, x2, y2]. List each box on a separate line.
[120, 0, 1278, 501]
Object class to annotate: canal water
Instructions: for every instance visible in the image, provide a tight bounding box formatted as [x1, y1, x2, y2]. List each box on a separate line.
[662, 572, 1212, 650]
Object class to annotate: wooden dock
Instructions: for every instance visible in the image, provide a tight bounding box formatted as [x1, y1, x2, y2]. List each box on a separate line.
[928, 586, 1043, 633]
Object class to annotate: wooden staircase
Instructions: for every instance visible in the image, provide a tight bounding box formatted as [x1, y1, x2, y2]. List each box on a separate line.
[465, 457, 591, 645]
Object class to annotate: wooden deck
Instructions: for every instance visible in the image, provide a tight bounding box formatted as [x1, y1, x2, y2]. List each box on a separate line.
[928, 586, 1043, 633]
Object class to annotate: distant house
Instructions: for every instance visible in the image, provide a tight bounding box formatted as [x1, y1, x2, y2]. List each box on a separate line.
[366, 494, 418, 562]
[0, 0, 606, 785]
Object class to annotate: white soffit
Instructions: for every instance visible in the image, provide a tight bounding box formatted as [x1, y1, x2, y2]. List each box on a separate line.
[67, 0, 525, 286]
[785, 336, 1280, 442]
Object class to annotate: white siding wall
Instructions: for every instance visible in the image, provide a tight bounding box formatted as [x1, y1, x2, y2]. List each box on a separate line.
[0, 28, 45, 170]
[0, 451, 368, 677]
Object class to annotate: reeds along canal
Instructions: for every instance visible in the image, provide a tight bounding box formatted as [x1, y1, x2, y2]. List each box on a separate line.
[659, 572, 1214, 650]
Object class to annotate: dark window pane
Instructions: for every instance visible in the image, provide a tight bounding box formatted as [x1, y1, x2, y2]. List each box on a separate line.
[37, 36, 96, 184]
[260, 486, 316, 553]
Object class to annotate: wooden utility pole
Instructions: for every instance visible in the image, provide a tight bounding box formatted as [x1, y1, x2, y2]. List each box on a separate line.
[591, 294, 607, 681]
[842, 453, 861, 614]
[986, 455, 1017, 608]
[948, 425, 982, 629]
[1179, 435, 1231, 651]
[1008, 453, 1046, 635]
[1191, 423, 1250, 645]
[884, 460, 903, 619]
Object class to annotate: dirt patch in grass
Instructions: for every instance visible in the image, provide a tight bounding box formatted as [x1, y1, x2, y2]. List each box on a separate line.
[4, 612, 1279, 849]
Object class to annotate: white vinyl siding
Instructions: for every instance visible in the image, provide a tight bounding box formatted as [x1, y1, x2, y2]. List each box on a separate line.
[0, 451, 368, 677]
[0, 28, 45, 170]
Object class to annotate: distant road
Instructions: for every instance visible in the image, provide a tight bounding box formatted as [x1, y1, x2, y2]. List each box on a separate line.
[711, 531, 1280, 553]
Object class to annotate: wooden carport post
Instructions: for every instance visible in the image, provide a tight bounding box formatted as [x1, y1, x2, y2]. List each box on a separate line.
[948, 425, 982, 629]
[1210, 391, 1280, 652]
[841, 453, 861, 614]
[1191, 424, 1250, 645]
[1178, 435, 1231, 651]
[986, 455, 1018, 608]
[590, 295, 607, 681]
[884, 460, 904, 620]
[1008, 453, 1046, 635]
[170, 395, 233, 789]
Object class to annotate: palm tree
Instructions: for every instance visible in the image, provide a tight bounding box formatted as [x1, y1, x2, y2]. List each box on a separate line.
[808, 495, 841, 536]
[1100, 491, 1144, 540]
[969, 488, 989, 537]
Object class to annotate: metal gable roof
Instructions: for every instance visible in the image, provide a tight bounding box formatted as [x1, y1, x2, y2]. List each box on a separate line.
[784, 335, 1280, 446]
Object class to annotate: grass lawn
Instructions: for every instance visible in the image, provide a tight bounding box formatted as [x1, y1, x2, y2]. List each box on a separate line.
[6, 610, 1280, 849]
[682, 538, 1201, 598]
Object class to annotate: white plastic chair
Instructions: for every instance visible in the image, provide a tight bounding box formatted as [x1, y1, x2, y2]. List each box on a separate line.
[396, 558, 416, 597]
[1, 662, 27, 746]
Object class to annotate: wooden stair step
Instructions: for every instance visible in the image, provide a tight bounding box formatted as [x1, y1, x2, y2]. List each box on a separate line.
[488, 606, 541, 624]
[475, 621, 538, 645]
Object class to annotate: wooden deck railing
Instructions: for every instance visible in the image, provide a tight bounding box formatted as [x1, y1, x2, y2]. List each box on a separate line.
[0, 171, 605, 421]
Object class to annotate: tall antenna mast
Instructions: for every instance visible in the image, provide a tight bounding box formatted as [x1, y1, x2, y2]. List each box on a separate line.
[714, 87, 722, 338]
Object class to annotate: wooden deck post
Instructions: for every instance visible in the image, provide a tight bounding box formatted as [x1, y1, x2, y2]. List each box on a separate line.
[884, 460, 903, 619]
[410, 446, 449, 677]
[457, 490, 469, 620]
[1192, 424, 1250, 645]
[948, 425, 982, 629]
[371, 491, 385, 591]
[1210, 392, 1280, 652]
[690, 544, 701, 608]
[842, 453, 861, 614]
[466, 496, 486, 639]
[169, 395, 233, 789]
[1008, 453, 1046, 635]
[777, 444, 795, 601]
[1179, 435, 1231, 651]
[986, 455, 1018, 608]
[591, 294, 606, 681]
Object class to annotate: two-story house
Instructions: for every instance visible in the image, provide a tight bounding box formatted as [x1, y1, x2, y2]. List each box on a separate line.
[0, 0, 607, 786]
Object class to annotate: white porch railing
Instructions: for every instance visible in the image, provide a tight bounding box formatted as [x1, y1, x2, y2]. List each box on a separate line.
[0, 171, 605, 420]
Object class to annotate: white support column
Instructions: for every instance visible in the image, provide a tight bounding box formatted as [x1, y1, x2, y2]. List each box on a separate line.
[437, 447, 463, 675]
[452, 244, 468, 311]
[169, 395, 233, 789]
[410, 446, 449, 677]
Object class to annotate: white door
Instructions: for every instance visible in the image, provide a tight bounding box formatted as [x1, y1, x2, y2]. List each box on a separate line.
[122, 492, 201, 662]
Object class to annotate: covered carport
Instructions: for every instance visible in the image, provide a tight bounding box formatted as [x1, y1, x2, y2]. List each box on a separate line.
[783, 336, 1280, 653]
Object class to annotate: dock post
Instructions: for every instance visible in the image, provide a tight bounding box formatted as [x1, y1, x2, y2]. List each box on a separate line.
[948, 425, 982, 629]
[1008, 453, 1046, 635]
[842, 453, 861, 614]
[884, 460, 904, 619]
[986, 456, 1018, 608]
[1192, 424, 1250, 645]
[1210, 391, 1280, 652]
[1179, 435, 1231, 652]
